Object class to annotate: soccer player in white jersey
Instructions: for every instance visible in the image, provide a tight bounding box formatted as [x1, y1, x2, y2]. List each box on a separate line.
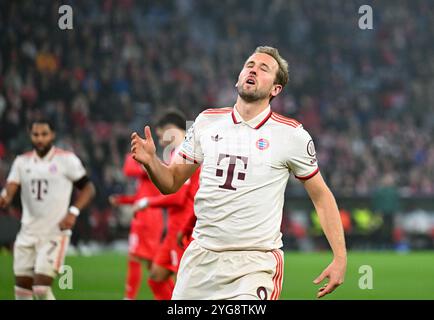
[130, 46, 347, 300]
[0, 119, 95, 300]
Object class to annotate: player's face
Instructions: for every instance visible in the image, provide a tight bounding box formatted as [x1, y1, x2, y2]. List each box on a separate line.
[156, 124, 184, 148]
[30, 123, 55, 157]
[236, 53, 282, 103]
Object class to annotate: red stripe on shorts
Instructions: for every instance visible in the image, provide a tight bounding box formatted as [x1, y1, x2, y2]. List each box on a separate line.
[271, 250, 283, 300]
[55, 235, 67, 271]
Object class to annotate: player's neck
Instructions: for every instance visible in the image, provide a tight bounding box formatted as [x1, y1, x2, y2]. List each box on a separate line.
[35, 146, 54, 159]
[234, 97, 270, 122]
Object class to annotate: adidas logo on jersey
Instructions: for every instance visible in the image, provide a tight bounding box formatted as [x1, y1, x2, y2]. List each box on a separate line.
[211, 134, 223, 142]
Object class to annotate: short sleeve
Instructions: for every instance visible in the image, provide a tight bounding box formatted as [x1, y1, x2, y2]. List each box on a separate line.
[6, 157, 22, 185]
[287, 127, 319, 180]
[65, 153, 87, 182]
[178, 114, 204, 164]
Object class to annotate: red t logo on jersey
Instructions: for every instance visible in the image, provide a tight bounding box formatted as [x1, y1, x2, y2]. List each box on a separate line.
[216, 154, 248, 191]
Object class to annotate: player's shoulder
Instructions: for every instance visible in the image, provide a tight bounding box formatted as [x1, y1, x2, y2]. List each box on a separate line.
[54, 147, 74, 155]
[201, 106, 233, 114]
[52, 147, 78, 160]
[20, 150, 34, 158]
[200, 107, 233, 118]
[270, 112, 302, 129]
[269, 112, 314, 143]
[192, 107, 233, 129]
[15, 150, 34, 162]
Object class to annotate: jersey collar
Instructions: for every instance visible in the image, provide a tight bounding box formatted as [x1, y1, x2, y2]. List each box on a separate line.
[33, 146, 56, 161]
[231, 105, 272, 129]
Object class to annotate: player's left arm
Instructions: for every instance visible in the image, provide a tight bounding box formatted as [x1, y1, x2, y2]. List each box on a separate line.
[59, 153, 96, 230]
[302, 172, 347, 298]
[177, 213, 196, 248]
[109, 194, 137, 206]
[59, 175, 96, 230]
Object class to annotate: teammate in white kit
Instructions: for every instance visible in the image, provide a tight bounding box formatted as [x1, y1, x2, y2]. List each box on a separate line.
[0, 119, 95, 300]
[131, 46, 347, 300]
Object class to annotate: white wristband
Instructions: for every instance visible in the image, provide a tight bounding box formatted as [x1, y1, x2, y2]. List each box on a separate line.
[135, 198, 149, 210]
[69, 206, 80, 217]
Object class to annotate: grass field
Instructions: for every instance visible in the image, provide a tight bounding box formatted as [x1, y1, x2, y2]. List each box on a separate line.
[1, 251, 433, 300]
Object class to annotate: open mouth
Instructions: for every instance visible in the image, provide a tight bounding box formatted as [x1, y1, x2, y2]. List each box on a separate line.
[246, 78, 256, 85]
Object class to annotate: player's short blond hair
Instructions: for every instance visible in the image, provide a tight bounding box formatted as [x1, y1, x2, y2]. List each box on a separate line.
[254, 46, 289, 89]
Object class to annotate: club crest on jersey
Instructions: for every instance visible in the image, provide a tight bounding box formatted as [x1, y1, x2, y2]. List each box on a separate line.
[49, 163, 57, 173]
[256, 138, 269, 150]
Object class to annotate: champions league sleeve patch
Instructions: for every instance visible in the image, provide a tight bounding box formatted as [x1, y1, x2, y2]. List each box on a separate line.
[184, 124, 194, 143]
[307, 140, 316, 157]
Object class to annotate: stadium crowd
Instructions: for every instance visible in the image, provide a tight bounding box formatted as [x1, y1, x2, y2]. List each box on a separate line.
[1, 0, 434, 243]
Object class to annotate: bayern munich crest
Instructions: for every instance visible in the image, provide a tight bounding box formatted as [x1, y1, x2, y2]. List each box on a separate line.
[256, 138, 269, 150]
[49, 163, 57, 173]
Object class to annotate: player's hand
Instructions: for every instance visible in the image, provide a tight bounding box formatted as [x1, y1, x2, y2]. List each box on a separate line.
[0, 190, 11, 209]
[59, 213, 77, 231]
[313, 257, 346, 298]
[0, 196, 7, 209]
[131, 126, 156, 166]
[108, 195, 119, 206]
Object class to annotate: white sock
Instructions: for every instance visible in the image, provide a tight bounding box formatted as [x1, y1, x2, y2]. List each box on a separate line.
[15, 286, 33, 300]
[33, 285, 55, 300]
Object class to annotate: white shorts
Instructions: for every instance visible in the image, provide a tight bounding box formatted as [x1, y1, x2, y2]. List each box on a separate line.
[172, 240, 284, 300]
[13, 230, 70, 278]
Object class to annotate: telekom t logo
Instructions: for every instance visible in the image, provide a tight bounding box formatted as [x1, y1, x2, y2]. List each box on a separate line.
[216, 154, 248, 191]
[31, 179, 48, 201]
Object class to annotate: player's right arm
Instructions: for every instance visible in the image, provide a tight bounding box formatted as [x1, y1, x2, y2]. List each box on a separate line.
[0, 182, 19, 208]
[0, 156, 21, 209]
[131, 126, 199, 195]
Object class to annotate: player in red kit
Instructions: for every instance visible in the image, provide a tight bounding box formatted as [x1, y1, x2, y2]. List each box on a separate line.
[109, 154, 164, 300]
[177, 211, 197, 249]
[132, 110, 200, 300]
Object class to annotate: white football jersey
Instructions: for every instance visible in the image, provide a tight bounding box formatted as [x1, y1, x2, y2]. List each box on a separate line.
[7, 147, 87, 235]
[179, 106, 319, 251]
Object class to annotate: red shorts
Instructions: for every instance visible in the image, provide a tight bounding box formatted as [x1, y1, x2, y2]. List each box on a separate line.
[128, 212, 163, 260]
[153, 232, 187, 273]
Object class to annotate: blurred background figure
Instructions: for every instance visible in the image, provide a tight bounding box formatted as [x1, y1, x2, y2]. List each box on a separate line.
[371, 173, 401, 249]
[131, 110, 200, 300]
[109, 154, 164, 300]
[0, 119, 95, 300]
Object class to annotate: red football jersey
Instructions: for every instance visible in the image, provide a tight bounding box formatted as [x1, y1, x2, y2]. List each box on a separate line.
[147, 166, 200, 235]
[114, 154, 164, 259]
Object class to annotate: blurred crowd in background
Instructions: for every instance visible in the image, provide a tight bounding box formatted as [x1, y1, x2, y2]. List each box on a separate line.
[1, 0, 433, 248]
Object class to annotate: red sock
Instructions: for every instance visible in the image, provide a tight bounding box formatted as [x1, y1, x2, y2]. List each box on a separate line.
[124, 259, 142, 300]
[147, 278, 175, 300]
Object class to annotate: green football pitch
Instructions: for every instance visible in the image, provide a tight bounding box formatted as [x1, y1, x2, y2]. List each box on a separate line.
[1, 251, 433, 300]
